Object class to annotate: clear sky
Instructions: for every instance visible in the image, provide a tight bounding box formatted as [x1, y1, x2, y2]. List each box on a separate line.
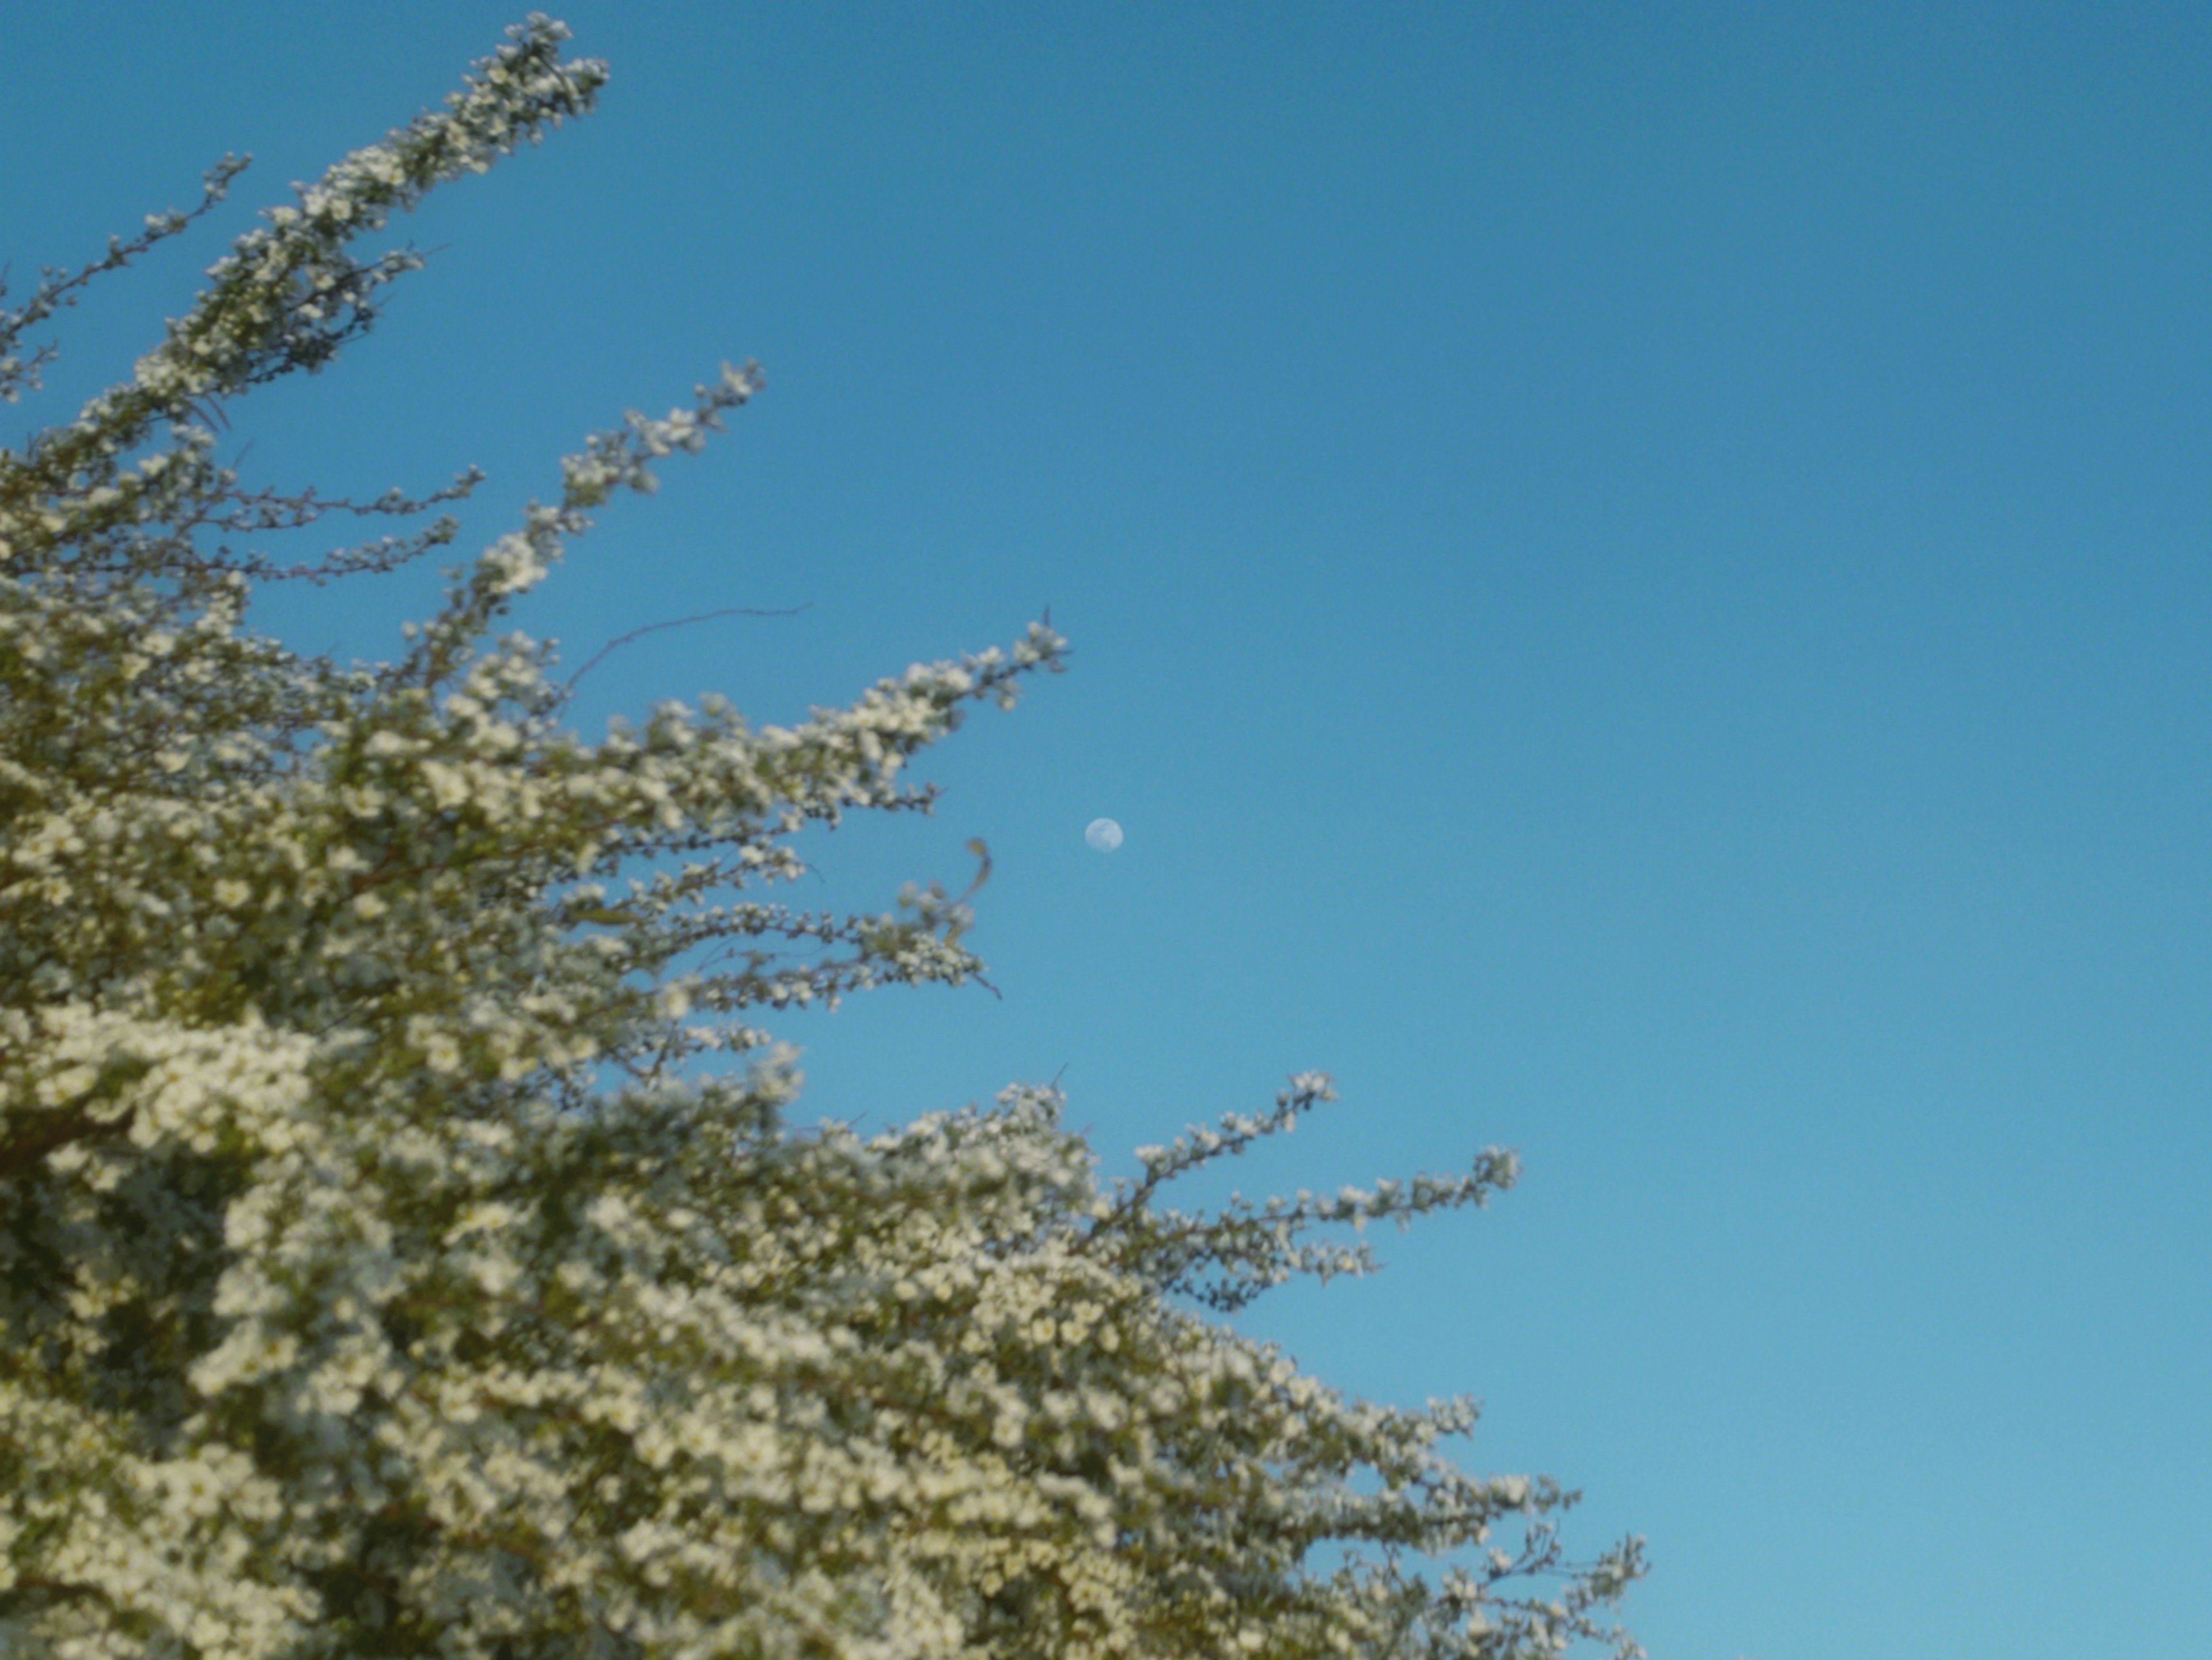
[7, 5, 2210, 1655]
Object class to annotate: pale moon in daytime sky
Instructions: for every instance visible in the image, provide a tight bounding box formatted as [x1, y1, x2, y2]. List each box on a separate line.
[1084, 818, 1124, 852]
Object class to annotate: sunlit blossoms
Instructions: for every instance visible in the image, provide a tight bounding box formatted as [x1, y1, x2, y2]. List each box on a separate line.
[0, 16, 1641, 1659]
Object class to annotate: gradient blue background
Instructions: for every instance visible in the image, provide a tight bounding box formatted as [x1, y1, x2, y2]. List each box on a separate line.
[7, 6, 2209, 1655]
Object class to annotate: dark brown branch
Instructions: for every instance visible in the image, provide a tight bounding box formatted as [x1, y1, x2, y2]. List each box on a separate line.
[0, 1109, 132, 1186]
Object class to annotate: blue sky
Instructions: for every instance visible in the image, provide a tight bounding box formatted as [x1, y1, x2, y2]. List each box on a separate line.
[7, 5, 2210, 1655]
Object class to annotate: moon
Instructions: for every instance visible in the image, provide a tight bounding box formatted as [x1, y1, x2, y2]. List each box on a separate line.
[1084, 817, 1124, 852]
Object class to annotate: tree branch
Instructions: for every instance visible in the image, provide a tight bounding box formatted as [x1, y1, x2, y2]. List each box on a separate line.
[558, 604, 812, 699]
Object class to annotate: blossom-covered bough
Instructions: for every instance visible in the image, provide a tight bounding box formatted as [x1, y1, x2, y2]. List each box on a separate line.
[0, 17, 1643, 1659]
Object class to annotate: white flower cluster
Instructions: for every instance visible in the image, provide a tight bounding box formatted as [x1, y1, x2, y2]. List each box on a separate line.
[0, 17, 1642, 1660]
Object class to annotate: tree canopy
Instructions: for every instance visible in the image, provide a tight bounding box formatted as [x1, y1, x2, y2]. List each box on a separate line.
[0, 17, 1642, 1659]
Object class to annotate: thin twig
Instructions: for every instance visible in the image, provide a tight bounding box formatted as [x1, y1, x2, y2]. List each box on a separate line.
[558, 604, 811, 698]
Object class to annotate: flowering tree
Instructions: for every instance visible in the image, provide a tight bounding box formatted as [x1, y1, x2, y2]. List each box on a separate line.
[0, 17, 1643, 1659]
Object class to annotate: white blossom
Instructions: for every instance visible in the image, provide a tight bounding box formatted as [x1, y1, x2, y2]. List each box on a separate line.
[0, 16, 1641, 1660]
